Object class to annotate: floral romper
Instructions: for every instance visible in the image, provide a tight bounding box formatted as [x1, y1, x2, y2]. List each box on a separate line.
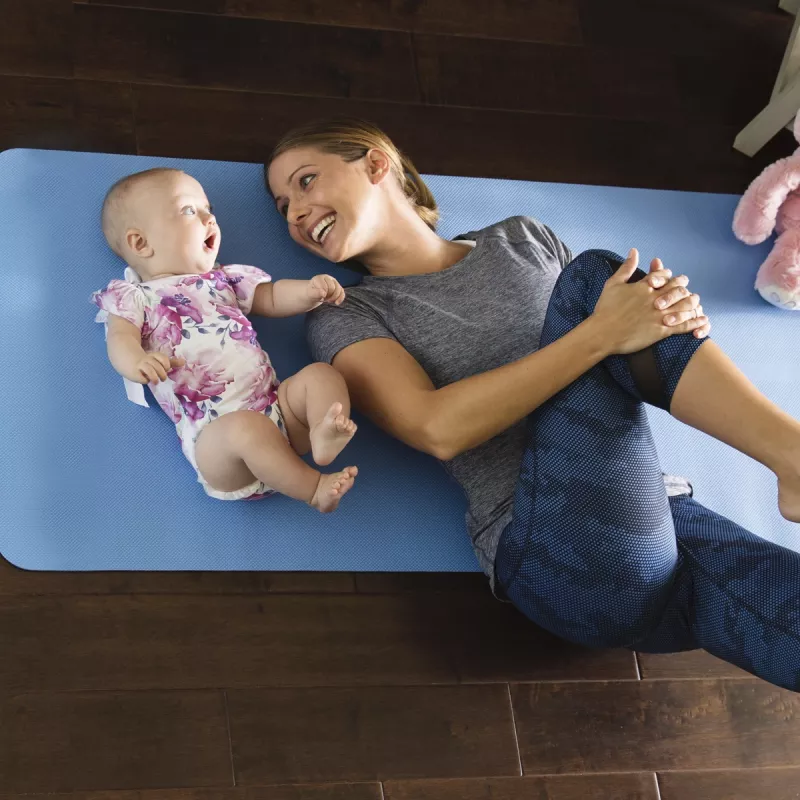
[92, 265, 287, 500]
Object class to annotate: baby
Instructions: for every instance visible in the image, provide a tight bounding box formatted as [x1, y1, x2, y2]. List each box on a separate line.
[91, 167, 358, 512]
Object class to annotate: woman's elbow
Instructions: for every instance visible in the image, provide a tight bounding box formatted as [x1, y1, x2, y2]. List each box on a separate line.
[418, 419, 461, 461]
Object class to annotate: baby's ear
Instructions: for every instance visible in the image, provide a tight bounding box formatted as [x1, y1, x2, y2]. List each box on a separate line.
[126, 228, 152, 258]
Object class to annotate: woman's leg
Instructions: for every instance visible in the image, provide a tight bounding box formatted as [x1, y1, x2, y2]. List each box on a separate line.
[495, 250, 800, 690]
[671, 343, 800, 522]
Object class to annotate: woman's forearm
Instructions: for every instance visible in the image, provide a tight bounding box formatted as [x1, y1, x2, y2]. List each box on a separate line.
[424, 317, 610, 460]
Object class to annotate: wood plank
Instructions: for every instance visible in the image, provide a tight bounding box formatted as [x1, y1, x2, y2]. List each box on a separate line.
[0, 593, 635, 694]
[675, 51, 787, 125]
[355, 572, 487, 593]
[134, 83, 796, 193]
[74, 5, 419, 103]
[638, 649, 755, 680]
[74, 0, 583, 45]
[413, 33, 681, 122]
[227, 685, 520, 784]
[384, 774, 659, 800]
[511, 680, 800, 774]
[658, 768, 800, 800]
[0, 691, 231, 793]
[578, 0, 793, 57]
[0, 77, 135, 155]
[0, 786, 383, 800]
[0, 0, 73, 77]
[0, 556, 355, 595]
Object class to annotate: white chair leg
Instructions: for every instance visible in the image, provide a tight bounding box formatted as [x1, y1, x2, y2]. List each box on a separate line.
[734, 74, 800, 156]
[780, 0, 800, 16]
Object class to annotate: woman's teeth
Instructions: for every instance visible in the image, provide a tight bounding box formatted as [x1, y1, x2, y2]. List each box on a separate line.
[312, 214, 336, 244]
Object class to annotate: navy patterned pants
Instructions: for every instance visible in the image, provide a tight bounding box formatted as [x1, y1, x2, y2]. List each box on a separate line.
[495, 250, 800, 691]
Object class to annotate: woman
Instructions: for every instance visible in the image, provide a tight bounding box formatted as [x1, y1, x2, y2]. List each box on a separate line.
[267, 118, 800, 691]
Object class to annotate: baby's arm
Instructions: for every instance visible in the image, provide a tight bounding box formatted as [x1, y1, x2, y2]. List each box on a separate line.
[106, 314, 183, 384]
[251, 275, 345, 318]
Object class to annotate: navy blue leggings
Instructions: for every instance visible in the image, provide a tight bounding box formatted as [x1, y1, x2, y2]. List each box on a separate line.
[495, 250, 800, 691]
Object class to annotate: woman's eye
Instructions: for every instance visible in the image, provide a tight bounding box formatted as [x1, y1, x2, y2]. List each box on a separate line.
[181, 206, 196, 216]
[299, 174, 316, 189]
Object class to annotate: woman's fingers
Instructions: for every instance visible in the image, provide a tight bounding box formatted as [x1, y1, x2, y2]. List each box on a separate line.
[611, 248, 640, 282]
[662, 295, 700, 323]
[654, 277, 691, 309]
[664, 313, 710, 337]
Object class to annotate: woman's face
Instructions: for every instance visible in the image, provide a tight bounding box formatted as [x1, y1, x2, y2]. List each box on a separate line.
[267, 146, 391, 264]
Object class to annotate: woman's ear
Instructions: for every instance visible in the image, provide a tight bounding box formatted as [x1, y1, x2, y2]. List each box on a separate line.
[125, 228, 154, 259]
[365, 148, 391, 185]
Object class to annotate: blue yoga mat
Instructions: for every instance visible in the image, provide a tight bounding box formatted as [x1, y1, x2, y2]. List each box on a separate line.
[0, 148, 797, 572]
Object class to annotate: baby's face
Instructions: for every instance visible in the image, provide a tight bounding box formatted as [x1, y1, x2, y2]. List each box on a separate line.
[131, 172, 221, 277]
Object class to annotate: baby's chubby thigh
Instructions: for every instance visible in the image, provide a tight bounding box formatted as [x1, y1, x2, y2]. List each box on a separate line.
[193, 409, 293, 494]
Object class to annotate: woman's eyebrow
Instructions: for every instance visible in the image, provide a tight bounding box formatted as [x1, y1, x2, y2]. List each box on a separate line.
[286, 163, 315, 184]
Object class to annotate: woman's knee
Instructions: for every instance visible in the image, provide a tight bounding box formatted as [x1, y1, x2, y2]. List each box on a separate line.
[563, 249, 625, 278]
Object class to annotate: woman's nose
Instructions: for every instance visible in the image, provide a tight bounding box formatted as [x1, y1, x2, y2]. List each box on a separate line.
[287, 202, 309, 226]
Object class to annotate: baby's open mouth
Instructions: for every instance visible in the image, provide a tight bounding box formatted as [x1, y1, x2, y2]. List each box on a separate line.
[203, 232, 217, 252]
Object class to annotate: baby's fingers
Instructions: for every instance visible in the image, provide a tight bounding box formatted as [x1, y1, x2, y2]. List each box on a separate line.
[169, 357, 185, 370]
[139, 363, 160, 384]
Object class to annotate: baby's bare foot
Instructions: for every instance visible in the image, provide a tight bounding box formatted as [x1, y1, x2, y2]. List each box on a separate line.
[309, 402, 358, 466]
[311, 466, 358, 513]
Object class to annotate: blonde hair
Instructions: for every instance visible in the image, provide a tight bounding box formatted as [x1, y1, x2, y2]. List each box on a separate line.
[101, 167, 184, 258]
[267, 117, 439, 230]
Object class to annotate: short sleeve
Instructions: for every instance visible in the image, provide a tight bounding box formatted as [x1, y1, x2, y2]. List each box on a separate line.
[519, 216, 573, 269]
[306, 294, 397, 365]
[91, 279, 146, 330]
[222, 264, 272, 315]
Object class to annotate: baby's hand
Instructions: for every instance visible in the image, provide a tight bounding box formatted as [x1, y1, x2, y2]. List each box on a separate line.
[307, 274, 345, 307]
[132, 353, 185, 384]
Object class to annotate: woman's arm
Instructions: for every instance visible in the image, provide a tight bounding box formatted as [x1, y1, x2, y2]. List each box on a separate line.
[334, 257, 708, 461]
[334, 320, 606, 461]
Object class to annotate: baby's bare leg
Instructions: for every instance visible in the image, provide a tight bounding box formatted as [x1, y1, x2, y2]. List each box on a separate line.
[194, 410, 357, 512]
[279, 363, 357, 466]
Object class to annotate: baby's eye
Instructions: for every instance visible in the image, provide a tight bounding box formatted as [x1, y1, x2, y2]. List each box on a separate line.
[181, 205, 196, 216]
[299, 174, 316, 189]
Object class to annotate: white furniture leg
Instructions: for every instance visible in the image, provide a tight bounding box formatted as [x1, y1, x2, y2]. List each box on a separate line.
[734, 74, 800, 155]
[734, 7, 800, 154]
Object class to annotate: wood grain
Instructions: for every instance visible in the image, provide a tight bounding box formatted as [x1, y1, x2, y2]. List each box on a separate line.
[637, 650, 755, 680]
[0, 593, 635, 693]
[0, 691, 232, 793]
[74, 0, 583, 44]
[511, 680, 800, 774]
[658, 768, 800, 800]
[74, 5, 419, 103]
[0, 786, 383, 800]
[384, 774, 660, 799]
[0, 77, 135, 154]
[413, 33, 681, 121]
[227, 685, 520, 783]
[0, 0, 73, 77]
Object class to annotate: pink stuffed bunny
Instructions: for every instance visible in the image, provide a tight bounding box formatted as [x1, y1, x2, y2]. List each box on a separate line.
[733, 110, 800, 311]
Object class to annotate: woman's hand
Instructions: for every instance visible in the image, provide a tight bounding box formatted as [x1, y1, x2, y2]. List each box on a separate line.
[590, 249, 710, 356]
[647, 257, 711, 339]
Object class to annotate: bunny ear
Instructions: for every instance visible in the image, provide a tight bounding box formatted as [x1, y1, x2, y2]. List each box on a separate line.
[733, 157, 799, 245]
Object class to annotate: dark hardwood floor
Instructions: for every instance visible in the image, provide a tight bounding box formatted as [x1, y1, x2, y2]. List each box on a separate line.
[2, 1, 800, 798]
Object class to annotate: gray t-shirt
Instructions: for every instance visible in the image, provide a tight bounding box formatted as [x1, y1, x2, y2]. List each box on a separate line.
[306, 216, 570, 581]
